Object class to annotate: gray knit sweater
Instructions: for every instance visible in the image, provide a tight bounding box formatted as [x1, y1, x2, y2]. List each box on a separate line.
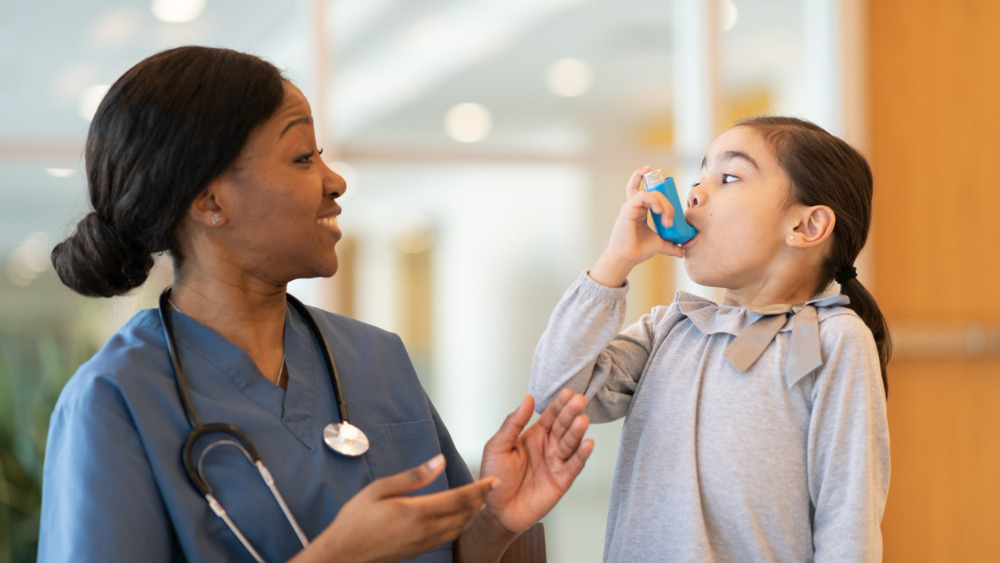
[530, 273, 890, 562]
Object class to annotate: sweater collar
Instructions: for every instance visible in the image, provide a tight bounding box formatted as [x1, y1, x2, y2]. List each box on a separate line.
[674, 291, 851, 388]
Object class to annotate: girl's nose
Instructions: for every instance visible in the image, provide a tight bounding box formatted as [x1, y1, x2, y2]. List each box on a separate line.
[687, 185, 704, 208]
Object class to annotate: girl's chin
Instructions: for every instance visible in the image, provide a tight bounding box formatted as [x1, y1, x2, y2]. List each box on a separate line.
[682, 261, 718, 288]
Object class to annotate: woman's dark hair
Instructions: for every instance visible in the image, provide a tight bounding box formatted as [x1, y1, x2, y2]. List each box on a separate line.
[737, 116, 891, 398]
[51, 46, 285, 297]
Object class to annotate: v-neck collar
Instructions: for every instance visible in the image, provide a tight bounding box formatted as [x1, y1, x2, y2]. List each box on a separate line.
[168, 304, 320, 449]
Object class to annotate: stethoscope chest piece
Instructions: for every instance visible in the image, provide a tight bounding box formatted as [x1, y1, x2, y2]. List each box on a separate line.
[323, 422, 369, 456]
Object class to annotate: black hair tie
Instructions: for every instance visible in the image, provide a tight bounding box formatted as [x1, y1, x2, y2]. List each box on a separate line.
[835, 266, 858, 284]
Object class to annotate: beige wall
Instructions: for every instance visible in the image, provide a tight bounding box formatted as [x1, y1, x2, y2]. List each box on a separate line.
[869, 1, 1000, 560]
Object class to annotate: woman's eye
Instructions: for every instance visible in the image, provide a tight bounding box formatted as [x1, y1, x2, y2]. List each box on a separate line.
[296, 147, 325, 164]
[722, 173, 739, 184]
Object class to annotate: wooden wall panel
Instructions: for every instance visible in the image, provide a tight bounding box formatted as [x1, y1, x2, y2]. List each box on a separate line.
[869, 0, 1000, 323]
[869, 1, 1000, 561]
[881, 359, 1000, 561]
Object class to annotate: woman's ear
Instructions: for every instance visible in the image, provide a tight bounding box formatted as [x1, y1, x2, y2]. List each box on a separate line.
[788, 205, 835, 247]
[189, 181, 227, 227]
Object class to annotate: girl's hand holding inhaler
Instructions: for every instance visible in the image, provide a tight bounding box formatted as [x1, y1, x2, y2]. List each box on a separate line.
[590, 165, 687, 288]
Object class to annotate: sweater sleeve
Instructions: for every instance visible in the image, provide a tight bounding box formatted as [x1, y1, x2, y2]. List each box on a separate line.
[529, 272, 662, 423]
[807, 314, 891, 562]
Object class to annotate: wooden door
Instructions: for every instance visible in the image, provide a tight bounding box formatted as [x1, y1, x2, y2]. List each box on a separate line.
[868, 1, 1000, 560]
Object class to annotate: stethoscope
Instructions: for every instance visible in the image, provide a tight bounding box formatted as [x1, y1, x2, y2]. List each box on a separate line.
[158, 288, 370, 562]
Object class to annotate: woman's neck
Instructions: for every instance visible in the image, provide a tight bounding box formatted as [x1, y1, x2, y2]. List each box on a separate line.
[170, 266, 288, 386]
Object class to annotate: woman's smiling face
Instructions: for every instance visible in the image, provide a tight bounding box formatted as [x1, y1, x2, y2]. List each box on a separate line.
[681, 125, 800, 290]
[211, 81, 348, 284]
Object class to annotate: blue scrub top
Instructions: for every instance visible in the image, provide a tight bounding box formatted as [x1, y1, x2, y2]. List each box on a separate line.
[38, 302, 472, 562]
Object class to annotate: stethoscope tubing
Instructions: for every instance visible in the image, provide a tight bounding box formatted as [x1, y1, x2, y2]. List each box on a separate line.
[156, 288, 360, 558]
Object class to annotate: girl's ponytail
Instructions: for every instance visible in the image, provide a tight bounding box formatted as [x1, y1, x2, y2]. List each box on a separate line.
[839, 275, 891, 398]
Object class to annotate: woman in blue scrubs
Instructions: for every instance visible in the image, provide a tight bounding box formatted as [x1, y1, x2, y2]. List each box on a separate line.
[39, 46, 594, 562]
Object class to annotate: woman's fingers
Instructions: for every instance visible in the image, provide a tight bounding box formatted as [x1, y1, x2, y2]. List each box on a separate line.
[418, 505, 483, 549]
[317, 458, 493, 562]
[367, 454, 447, 499]
[535, 388, 572, 433]
[490, 395, 535, 448]
[372, 472, 495, 552]
[416, 478, 496, 519]
[548, 392, 586, 443]
[561, 438, 595, 478]
[391, 481, 494, 556]
[555, 412, 590, 461]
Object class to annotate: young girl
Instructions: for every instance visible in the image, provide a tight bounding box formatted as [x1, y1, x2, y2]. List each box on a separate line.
[530, 117, 890, 561]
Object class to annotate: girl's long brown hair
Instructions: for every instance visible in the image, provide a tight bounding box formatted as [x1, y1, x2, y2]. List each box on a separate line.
[738, 116, 891, 398]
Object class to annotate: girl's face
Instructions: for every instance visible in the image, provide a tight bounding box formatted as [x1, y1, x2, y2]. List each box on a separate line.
[211, 81, 347, 284]
[681, 126, 800, 291]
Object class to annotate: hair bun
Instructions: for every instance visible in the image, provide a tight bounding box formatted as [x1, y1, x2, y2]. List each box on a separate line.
[51, 212, 154, 297]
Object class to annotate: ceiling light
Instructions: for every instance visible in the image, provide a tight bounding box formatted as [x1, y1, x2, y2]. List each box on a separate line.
[91, 8, 140, 48]
[444, 103, 493, 143]
[78, 84, 110, 121]
[722, 0, 739, 32]
[151, 0, 206, 23]
[545, 58, 594, 98]
[45, 168, 77, 178]
[6, 233, 52, 286]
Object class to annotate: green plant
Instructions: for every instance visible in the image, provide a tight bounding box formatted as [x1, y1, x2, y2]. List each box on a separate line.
[0, 335, 89, 563]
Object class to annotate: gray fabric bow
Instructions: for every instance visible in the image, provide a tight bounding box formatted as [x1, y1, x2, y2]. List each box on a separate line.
[723, 294, 850, 388]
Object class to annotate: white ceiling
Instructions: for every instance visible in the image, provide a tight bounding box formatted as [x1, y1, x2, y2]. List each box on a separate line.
[0, 0, 804, 305]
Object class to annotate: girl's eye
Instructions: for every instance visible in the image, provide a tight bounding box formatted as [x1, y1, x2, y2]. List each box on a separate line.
[722, 173, 739, 184]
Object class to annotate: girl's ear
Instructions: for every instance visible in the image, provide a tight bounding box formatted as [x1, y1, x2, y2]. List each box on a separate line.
[189, 179, 227, 227]
[788, 205, 835, 247]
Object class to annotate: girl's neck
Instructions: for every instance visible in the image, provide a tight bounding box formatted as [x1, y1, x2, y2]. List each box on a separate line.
[722, 279, 820, 309]
[720, 252, 827, 308]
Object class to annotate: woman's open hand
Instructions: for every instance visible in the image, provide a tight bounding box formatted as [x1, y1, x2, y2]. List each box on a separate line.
[478, 389, 593, 536]
[296, 456, 496, 563]
[590, 165, 685, 287]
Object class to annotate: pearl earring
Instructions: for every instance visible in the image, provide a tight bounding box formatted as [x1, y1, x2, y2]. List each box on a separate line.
[788, 235, 795, 241]
[211, 214, 222, 226]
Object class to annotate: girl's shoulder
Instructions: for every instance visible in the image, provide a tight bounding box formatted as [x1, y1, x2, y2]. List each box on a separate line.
[817, 307, 877, 353]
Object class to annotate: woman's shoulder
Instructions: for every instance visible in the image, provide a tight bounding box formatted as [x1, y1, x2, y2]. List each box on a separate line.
[55, 309, 167, 417]
[300, 305, 402, 344]
[296, 306, 415, 372]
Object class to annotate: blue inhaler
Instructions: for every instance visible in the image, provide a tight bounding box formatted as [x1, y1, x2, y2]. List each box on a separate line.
[642, 169, 698, 244]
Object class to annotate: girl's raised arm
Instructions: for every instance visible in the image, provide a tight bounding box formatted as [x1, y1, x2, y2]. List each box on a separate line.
[530, 272, 671, 423]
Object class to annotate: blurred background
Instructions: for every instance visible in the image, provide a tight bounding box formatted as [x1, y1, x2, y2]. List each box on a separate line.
[1, 0, 998, 561]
